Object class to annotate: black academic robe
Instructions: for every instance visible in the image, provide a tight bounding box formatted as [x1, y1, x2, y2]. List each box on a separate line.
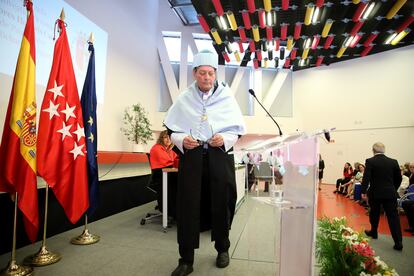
[176, 145, 237, 249]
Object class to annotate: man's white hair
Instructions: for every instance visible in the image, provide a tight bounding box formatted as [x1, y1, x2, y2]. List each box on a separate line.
[372, 142, 385, 154]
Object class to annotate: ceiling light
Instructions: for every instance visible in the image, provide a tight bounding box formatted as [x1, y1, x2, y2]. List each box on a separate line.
[237, 40, 244, 53]
[210, 28, 222, 45]
[311, 35, 320, 49]
[312, 7, 320, 24]
[391, 28, 411, 45]
[225, 41, 233, 53]
[385, 33, 398, 44]
[304, 3, 315, 26]
[219, 16, 229, 30]
[396, 15, 414, 33]
[324, 34, 334, 49]
[238, 27, 247, 42]
[266, 12, 272, 26]
[287, 36, 294, 50]
[252, 25, 260, 42]
[337, 47, 347, 58]
[294, 22, 302, 39]
[290, 48, 297, 60]
[316, 56, 324, 67]
[212, 0, 224, 16]
[350, 34, 362, 48]
[303, 38, 311, 49]
[266, 26, 273, 41]
[256, 49, 262, 61]
[197, 14, 210, 33]
[363, 32, 379, 47]
[264, 0, 272, 12]
[275, 38, 280, 51]
[241, 10, 252, 29]
[253, 58, 259, 69]
[344, 36, 353, 48]
[284, 58, 291, 68]
[222, 51, 230, 62]
[249, 40, 256, 52]
[316, 0, 325, 7]
[282, 0, 289, 11]
[234, 50, 241, 62]
[280, 47, 285, 59]
[302, 48, 310, 59]
[352, 1, 368, 22]
[226, 11, 238, 31]
[258, 9, 266, 28]
[321, 19, 333, 38]
[360, 45, 374, 56]
[247, 0, 256, 13]
[280, 24, 288, 40]
[263, 57, 269, 68]
[386, 0, 407, 20]
[362, 2, 376, 20]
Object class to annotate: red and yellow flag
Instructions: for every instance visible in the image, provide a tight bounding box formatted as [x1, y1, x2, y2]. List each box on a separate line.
[0, 1, 39, 243]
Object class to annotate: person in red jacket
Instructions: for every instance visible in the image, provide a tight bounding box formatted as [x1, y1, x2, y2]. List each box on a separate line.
[149, 130, 178, 215]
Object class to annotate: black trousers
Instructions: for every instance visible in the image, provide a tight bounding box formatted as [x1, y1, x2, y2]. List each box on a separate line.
[402, 200, 414, 229]
[179, 152, 230, 264]
[336, 177, 351, 193]
[368, 197, 402, 244]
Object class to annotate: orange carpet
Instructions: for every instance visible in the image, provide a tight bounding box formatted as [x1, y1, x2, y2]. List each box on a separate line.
[317, 184, 412, 237]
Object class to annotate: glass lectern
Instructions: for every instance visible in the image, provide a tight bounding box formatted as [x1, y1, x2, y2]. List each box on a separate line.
[237, 132, 319, 276]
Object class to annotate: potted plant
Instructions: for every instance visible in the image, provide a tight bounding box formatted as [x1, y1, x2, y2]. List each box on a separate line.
[121, 103, 152, 152]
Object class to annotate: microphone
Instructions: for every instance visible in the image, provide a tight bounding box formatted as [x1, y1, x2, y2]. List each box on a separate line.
[248, 89, 283, 136]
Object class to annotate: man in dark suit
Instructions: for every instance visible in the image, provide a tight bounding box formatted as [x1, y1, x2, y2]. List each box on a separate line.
[361, 142, 403, 250]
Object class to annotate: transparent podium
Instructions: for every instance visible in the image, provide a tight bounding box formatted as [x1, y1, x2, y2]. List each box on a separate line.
[236, 132, 319, 276]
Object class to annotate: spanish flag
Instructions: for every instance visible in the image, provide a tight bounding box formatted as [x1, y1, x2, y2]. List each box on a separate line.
[0, 1, 39, 243]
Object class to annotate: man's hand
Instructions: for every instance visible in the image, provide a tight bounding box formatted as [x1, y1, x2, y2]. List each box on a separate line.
[361, 193, 367, 201]
[183, 136, 199, 150]
[208, 134, 224, 148]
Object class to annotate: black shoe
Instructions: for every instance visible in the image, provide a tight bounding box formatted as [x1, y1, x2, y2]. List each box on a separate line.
[171, 263, 193, 276]
[404, 228, 414, 232]
[216, 252, 230, 268]
[364, 230, 378, 239]
[393, 243, 403, 251]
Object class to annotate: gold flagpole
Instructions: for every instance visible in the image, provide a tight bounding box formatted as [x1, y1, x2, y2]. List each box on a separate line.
[0, 193, 34, 275]
[70, 32, 99, 246]
[70, 214, 100, 245]
[23, 185, 61, 266]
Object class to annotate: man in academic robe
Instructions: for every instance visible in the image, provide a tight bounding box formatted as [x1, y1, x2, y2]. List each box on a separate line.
[164, 49, 246, 276]
[361, 142, 403, 251]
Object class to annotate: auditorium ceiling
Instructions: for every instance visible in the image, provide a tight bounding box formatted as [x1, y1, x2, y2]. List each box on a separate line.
[168, 0, 414, 71]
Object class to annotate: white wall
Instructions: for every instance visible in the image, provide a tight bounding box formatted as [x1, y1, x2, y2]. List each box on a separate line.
[1, 1, 412, 182]
[293, 45, 414, 184]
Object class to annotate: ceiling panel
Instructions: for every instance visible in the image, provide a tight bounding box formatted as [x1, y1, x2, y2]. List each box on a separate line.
[187, 0, 414, 71]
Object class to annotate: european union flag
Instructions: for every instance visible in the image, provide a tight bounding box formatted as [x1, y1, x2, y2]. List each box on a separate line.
[81, 42, 99, 217]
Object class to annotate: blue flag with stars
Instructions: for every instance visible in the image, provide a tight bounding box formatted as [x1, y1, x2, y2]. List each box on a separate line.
[81, 42, 99, 216]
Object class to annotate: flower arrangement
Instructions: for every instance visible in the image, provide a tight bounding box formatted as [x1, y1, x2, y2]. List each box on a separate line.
[316, 217, 398, 276]
[121, 103, 152, 145]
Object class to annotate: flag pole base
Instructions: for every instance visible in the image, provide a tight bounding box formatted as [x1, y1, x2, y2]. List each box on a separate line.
[23, 246, 61, 267]
[0, 260, 33, 276]
[70, 229, 100, 245]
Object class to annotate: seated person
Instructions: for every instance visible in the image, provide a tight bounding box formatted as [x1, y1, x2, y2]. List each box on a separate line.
[397, 165, 410, 197]
[149, 130, 178, 217]
[334, 162, 353, 194]
[343, 163, 364, 198]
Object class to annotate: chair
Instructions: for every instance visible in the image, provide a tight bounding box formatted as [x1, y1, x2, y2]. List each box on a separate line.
[140, 153, 162, 225]
[398, 184, 414, 207]
[251, 162, 274, 196]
